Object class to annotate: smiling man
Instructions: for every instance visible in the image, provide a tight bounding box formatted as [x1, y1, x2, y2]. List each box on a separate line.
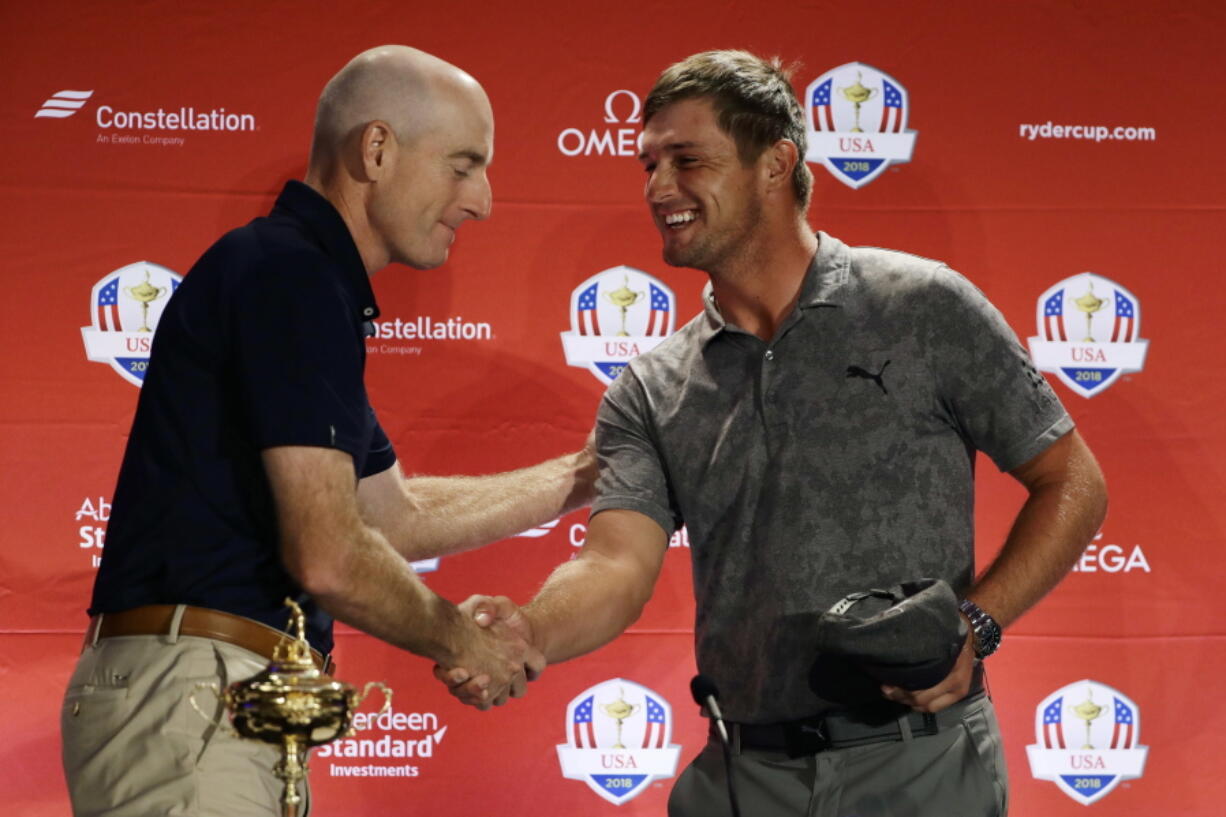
[443, 50, 1106, 817]
[62, 46, 595, 817]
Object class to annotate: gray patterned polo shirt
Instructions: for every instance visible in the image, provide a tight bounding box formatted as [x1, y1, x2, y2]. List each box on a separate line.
[591, 232, 1072, 723]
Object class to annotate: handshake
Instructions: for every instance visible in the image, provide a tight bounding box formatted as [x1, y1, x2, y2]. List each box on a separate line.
[432, 595, 544, 711]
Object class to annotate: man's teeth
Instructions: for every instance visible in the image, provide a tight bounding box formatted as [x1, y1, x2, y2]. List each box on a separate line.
[664, 211, 697, 226]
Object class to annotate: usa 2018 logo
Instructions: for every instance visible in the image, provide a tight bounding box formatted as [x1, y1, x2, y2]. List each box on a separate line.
[804, 62, 918, 189]
[1026, 273, 1149, 397]
[1026, 679, 1148, 805]
[555, 678, 681, 805]
[560, 266, 676, 385]
[80, 261, 181, 386]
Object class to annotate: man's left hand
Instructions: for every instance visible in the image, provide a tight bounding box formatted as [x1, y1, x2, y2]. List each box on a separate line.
[879, 626, 976, 713]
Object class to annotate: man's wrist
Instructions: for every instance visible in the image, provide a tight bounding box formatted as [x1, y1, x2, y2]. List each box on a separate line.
[423, 594, 466, 665]
[958, 598, 1002, 659]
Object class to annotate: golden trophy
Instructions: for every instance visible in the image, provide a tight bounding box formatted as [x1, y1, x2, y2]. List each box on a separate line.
[124, 269, 169, 332]
[605, 276, 643, 337]
[601, 687, 641, 749]
[1073, 282, 1109, 343]
[1071, 689, 1103, 750]
[191, 600, 392, 817]
[838, 72, 878, 133]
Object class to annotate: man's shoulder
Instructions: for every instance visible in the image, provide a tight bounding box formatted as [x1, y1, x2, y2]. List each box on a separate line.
[839, 241, 990, 318]
[621, 311, 708, 385]
[190, 216, 334, 289]
[845, 242, 948, 294]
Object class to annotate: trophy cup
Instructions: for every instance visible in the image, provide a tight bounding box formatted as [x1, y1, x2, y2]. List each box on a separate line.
[838, 72, 878, 133]
[191, 599, 392, 817]
[123, 269, 169, 332]
[1071, 688, 1103, 750]
[1073, 282, 1109, 343]
[605, 276, 643, 337]
[600, 687, 641, 749]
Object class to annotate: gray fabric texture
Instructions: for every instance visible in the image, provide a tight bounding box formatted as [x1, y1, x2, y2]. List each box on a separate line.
[591, 232, 1072, 723]
[666, 694, 1008, 817]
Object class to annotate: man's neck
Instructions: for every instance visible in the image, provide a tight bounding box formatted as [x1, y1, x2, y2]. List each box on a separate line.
[707, 220, 818, 342]
[303, 170, 387, 276]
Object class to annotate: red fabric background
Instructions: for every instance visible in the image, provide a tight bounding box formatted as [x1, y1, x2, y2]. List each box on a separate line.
[3, 1, 1224, 813]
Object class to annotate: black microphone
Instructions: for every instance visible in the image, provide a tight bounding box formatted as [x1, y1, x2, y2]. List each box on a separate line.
[690, 674, 741, 817]
[690, 674, 729, 744]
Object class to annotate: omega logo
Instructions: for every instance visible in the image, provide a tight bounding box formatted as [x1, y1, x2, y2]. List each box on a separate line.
[603, 89, 641, 123]
[558, 89, 643, 157]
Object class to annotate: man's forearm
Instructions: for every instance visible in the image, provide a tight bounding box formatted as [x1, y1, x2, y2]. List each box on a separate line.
[519, 510, 669, 664]
[521, 554, 652, 664]
[968, 433, 1108, 628]
[296, 522, 464, 663]
[383, 448, 596, 560]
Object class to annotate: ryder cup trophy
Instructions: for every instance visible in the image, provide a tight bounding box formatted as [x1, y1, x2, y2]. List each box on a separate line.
[191, 599, 392, 817]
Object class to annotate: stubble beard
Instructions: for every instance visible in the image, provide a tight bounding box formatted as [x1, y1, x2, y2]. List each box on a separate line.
[661, 196, 764, 275]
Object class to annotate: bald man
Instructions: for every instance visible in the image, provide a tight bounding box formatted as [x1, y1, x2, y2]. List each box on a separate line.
[61, 45, 594, 817]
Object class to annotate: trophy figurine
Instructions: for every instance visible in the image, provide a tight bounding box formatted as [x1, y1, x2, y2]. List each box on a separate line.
[1073, 282, 1109, 343]
[600, 687, 641, 749]
[124, 269, 169, 332]
[191, 599, 392, 817]
[605, 276, 643, 337]
[1071, 688, 1103, 750]
[838, 72, 878, 133]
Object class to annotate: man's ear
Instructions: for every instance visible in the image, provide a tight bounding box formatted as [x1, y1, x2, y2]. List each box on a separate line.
[762, 138, 799, 194]
[360, 121, 396, 182]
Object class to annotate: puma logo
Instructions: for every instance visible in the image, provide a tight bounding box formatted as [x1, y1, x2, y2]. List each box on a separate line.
[846, 360, 891, 395]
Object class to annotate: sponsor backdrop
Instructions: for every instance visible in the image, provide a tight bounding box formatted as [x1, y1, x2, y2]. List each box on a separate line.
[3, 1, 1223, 814]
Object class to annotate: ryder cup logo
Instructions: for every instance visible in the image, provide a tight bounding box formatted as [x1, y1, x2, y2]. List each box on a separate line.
[1026, 679, 1148, 805]
[1026, 273, 1149, 398]
[560, 266, 675, 385]
[80, 261, 181, 386]
[804, 62, 918, 189]
[556, 678, 681, 805]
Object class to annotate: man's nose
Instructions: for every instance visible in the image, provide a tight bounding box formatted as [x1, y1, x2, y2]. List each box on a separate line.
[644, 165, 676, 205]
[464, 173, 493, 221]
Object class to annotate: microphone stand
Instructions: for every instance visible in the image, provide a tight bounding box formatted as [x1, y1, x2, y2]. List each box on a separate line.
[691, 675, 741, 817]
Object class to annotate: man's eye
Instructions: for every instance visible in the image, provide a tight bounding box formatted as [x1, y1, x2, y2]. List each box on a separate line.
[453, 167, 471, 179]
[678, 156, 697, 166]
[642, 163, 656, 174]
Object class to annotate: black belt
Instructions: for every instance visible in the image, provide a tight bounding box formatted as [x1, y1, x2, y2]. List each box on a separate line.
[720, 690, 986, 757]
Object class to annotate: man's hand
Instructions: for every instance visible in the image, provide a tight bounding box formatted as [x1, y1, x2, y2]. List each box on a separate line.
[434, 595, 543, 710]
[879, 625, 976, 713]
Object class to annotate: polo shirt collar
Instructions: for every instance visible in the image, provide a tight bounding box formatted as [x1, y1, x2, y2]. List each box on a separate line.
[697, 230, 850, 342]
[272, 180, 381, 322]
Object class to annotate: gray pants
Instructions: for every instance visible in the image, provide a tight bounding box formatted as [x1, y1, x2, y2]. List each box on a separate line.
[669, 694, 1007, 817]
[62, 615, 309, 817]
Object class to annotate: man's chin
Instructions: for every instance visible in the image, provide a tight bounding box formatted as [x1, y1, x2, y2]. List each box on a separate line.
[400, 249, 449, 271]
[661, 244, 701, 270]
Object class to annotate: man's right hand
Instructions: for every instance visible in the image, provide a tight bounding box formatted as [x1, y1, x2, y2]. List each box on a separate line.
[435, 595, 544, 710]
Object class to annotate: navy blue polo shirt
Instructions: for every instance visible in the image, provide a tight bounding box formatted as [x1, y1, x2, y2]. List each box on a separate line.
[91, 181, 397, 653]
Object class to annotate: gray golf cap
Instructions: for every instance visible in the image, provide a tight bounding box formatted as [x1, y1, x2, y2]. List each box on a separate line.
[808, 578, 968, 706]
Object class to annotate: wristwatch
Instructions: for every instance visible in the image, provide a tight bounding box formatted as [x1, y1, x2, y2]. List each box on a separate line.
[958, 599, 1002, 659]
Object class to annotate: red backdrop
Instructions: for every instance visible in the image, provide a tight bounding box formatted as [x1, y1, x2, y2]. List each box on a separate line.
[3, 1, 1224, 814]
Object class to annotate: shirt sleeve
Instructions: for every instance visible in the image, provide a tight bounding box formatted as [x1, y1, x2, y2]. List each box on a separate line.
[361, 409, 398, 478]
[231, 253, 373, 467]
[589, 366, 680, 538]
[927, 266, 1074, 472]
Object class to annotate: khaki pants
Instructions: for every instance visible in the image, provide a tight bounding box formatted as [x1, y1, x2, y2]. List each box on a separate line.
[62, 613, 310, 817]
[668, 694, 1008, 817]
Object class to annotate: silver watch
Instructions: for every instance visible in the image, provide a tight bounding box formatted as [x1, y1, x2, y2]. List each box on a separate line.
[958, 598, 1002, 659]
